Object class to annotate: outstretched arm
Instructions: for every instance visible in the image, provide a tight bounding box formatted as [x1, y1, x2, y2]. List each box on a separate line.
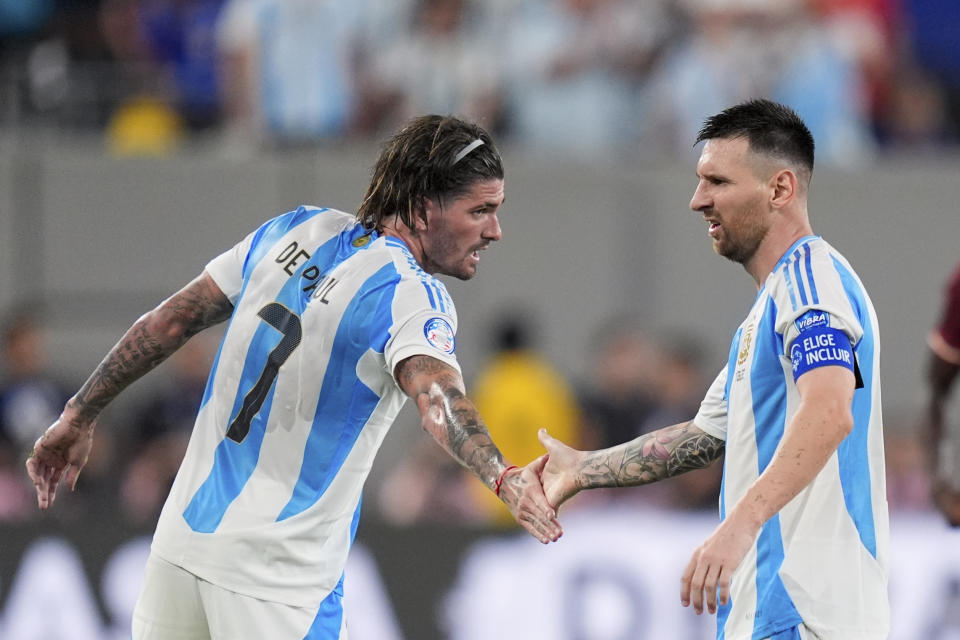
[681, 364, 855, 616]
[539, 420, 724, 508]
[26, 272, 233, 509]
[395, 354, 562, 543]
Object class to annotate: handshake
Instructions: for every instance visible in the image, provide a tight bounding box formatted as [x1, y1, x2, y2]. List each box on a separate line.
[493, 427, 586, 545]
[415, 386, 584, 546]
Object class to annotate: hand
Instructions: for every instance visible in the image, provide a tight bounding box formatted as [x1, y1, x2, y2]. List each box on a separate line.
[498, 457, 563, 544]
[538, 428, 585, 510]
[25, 417, 95, 510]
[414, 388, 562, 544]
[680, 514, 758, 615]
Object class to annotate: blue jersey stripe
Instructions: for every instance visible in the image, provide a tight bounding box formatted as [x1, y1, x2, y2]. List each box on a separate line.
[183, 319, 287, 532]
[183, 225, 359, 533]
[831, 256, 878, 558]
[792, 252, 809, 306]
[276, 263, 399, 521]
[752, 516, 802, 639]
[243, 207, 328, 281]
[803, 244, 820, 304]
[781, 265, 798, 312]
[747, 298, 801, 638]
[304, 573, 345, 639]
[422, 281, 438, 310]
[432, 282, 446, 313]
[199, 333, 228, 413]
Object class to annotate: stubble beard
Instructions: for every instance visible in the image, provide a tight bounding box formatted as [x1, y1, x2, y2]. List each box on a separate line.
[715, 208, 770, 266]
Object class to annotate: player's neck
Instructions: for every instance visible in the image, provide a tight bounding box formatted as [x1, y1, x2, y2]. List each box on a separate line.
[381, 222, 427, 269]
[745, 217, 814, 289]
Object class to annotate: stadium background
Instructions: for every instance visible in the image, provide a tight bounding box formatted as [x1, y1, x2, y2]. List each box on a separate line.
[1, 0, 960, 638]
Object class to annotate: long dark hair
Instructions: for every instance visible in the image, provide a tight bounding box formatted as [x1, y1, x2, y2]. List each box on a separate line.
[356, 115, 503, 231]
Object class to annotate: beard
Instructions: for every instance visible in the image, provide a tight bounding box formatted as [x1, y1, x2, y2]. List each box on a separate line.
[714, 210, 770, 266]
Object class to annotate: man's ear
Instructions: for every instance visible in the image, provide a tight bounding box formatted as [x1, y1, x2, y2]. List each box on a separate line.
[770, 169, 797, 210]
[416, 196, 437, 232]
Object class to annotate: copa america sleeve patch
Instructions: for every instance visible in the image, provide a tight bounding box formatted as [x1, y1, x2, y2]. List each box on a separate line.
[789, 325, 855, 382]
[424, 317, 456, 354]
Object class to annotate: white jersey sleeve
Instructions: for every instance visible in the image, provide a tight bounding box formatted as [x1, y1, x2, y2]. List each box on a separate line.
[694, 365, 728, 440]
[204, 230, 256, 303]
[768, 242, 865, 357]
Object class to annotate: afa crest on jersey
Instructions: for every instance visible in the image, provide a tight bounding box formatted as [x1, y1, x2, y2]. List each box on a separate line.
[424, 317, 455, 354]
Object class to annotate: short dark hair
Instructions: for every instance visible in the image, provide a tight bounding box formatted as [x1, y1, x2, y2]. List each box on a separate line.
[357, 115, 504, 231]
[695, 99, 815, 179]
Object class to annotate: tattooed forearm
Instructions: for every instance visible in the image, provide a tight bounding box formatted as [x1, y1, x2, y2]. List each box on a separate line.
[579, 422, 724, 490]
[439, 386, 504, 487]
[71, 321, 170, 421]
[397, 355, 505, 487]
[67, 273, 232, 425]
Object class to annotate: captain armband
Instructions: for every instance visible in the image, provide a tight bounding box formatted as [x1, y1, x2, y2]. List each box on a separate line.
[789, 311, 857, 383]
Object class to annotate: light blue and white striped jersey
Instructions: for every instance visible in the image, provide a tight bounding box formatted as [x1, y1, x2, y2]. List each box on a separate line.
[152, 206, 460, 610]
[694, 236, 889, 640]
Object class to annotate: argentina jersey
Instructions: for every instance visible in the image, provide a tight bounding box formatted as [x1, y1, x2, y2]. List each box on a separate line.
[694, 236, 889, 640]
[151, 206, 460, 610]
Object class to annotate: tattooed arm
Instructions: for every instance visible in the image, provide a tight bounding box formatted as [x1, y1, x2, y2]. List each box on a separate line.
[26, 272, 233, 509]
[395, 354, 562, 543]
[538, 420, 724, 508]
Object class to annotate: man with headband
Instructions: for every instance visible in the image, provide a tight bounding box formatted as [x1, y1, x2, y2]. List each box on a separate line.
[26, 114, 563, 639]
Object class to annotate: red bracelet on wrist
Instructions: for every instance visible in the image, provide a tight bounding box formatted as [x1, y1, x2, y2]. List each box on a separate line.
[494, 465, 519, 498]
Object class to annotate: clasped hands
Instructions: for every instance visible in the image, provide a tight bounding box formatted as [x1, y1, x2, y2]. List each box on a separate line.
[515, 429, 752, 617]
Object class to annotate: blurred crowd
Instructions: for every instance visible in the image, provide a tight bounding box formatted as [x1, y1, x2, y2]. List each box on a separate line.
[0, 0, 958, 161]
[0, 308, 938, 530]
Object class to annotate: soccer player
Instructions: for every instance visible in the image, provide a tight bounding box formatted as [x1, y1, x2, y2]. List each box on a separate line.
[538, 100, 888, 639]
[928, 261, 960, 525]
[25, 114, 562, 639]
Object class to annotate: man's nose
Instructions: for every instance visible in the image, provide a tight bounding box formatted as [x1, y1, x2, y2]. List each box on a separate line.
[690, 182, 709, 212]
[485, 214, 502, 241]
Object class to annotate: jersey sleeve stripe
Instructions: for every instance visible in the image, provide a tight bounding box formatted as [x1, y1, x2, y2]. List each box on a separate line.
[782, 264, 799, 311]
[421, 281, 438, 310]
[792, 251, 809, 306]
[431, 281, 447, 313]
[802, 243, 820, 304]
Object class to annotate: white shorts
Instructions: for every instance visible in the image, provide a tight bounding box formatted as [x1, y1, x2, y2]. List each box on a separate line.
[132, 552, 347, 640]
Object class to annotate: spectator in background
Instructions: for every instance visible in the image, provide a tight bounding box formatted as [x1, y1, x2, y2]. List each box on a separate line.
[215, 0, 366, 148]
[927, 262, 960, 525]
[883, 410, 932, 513]
[0, 315, 66, 520]
[468, 313, 580, 524]
[99, 0, 187, 154]
[137, 0, 227, 132]
[0, 315, 115, 518]
[901, 0, 960, 142]
[376, 435, 487, 526]
[638, 332, 721, 510]
[499, 0, 675, 157]
[360, 0, 503, 136]
[577, 319, 660, 451]
[807, 0, 899, 139]
[119, 334, 216, 524]
[649, 0, 874, 166]
[0, 315, 70, 467]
